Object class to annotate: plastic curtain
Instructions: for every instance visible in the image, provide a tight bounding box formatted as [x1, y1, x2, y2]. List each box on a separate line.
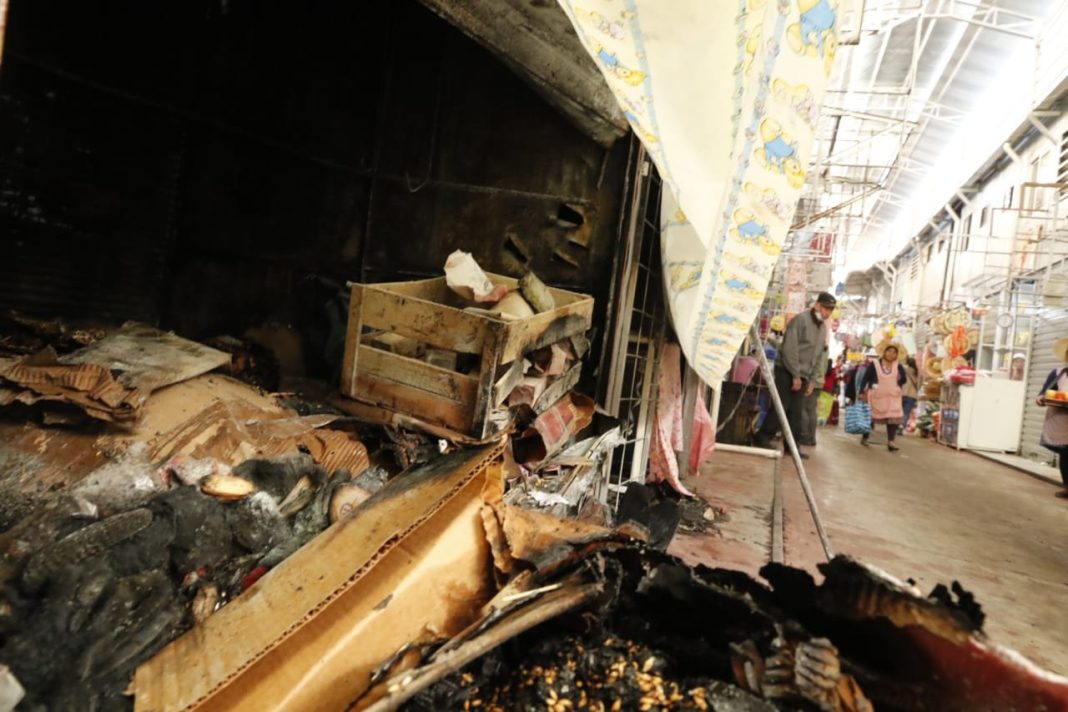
[557, 0, 838, 384]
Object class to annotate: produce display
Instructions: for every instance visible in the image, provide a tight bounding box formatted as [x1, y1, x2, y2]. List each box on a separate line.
[1044, 390, 1068, 407]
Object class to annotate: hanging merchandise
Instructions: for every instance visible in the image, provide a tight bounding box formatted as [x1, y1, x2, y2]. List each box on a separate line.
[942, 356, 967, 373]
[944, 307, 970, 331]
[925, 356, 944, 379]
[785, 291, 808, 313]
[899, 329, 916, 356]
[647, 344, 717, 497]
[556, 1, 838, 385]
[809, 262, 833, 290]
[769, 314, 786, 332]
[945, 325, 969, 359]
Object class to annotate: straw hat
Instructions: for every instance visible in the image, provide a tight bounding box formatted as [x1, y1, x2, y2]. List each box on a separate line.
[1054, 337, 1068, 364]
[875, 340, 905, 358]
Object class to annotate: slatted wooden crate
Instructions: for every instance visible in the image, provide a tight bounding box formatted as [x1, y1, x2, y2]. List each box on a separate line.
[340, 274, 594, 440]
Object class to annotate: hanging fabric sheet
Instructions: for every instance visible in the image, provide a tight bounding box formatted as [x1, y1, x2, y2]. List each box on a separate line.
[648, 343, 716, 496]
[557, 0, 838, 384]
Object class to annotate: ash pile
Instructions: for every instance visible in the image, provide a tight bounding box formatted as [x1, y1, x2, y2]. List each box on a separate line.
[384, 547, 1063, 712]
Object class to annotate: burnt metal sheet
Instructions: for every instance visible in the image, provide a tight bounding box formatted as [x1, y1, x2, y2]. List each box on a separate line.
[418, 0, 627, 146]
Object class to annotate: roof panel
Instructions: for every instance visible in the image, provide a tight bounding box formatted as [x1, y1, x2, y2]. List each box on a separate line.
[804, 0, 1060, 268]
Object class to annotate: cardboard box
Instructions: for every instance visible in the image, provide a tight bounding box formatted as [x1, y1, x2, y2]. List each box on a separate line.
[133, 442, 507, 711]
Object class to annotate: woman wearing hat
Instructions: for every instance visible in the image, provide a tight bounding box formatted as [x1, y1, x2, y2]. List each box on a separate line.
[857, 342, 907, 451]
[1035, 337, 1068, 497]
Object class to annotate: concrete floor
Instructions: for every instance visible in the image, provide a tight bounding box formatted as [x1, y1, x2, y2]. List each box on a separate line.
[670, 425, 1068, 676]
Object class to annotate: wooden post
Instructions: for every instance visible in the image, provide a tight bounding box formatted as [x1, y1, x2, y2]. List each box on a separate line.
[340, 283, 365, 397]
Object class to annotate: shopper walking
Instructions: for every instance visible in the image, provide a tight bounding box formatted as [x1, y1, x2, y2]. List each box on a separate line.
[857, 342, 906, 452]
[754, 292, 836, 458]
[1036, 337, 1068, 498]
[901, 355, 919, 433]
[824, 356, 842, 425]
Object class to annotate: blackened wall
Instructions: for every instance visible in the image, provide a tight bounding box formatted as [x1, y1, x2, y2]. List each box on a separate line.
[0, 0, 628, 376]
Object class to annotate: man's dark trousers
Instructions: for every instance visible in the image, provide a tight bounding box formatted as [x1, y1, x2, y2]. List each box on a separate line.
[756, 365, 805, 446]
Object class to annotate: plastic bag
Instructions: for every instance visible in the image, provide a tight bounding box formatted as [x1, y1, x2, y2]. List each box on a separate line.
[817, 392, 834, 422]
[844, 402, 872, 435]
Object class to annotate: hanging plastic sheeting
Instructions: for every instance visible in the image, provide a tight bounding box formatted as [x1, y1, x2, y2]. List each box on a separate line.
[556, 0, 837, 384]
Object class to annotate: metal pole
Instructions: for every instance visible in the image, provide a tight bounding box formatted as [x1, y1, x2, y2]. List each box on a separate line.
[771, 454, 784, 564]
[709, 381, 723, 436]
[750, 323, 835, 560]
[716, 442, 782, 459]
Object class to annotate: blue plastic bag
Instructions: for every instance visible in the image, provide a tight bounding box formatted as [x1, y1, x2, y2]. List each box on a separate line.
[844, 402, 872, 435]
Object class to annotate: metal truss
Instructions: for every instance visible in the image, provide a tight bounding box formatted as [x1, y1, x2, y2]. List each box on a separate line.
[803, 0, 1045, 272]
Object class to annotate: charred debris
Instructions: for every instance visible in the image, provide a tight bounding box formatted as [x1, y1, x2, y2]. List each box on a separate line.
[0, 256, 664, 710]
[0, 261, 1065, 711]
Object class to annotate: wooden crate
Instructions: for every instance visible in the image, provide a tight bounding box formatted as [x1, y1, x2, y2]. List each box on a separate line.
[340, 274, 594, 440]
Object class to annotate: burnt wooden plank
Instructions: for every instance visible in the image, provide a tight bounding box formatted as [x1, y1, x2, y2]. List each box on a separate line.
[360, 286, 487, 354]
[533, 362, 582, 414]
[340, 284, 366, 397]
[353, 373, 472, 433]
[472, 323, 506, 439]
[500, 298, 594, 362]
[358, 345, 478, 404]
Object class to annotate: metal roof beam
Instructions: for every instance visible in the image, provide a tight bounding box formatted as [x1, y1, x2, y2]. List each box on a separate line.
[923, 0, 1039, 38]
[823, 121, 904, 165]
[868, 22, 896, 90]
[1026, 113, 1059, 148]
[821, 106, 916, 126]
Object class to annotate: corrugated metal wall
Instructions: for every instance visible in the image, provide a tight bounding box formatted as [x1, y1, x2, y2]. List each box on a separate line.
[1021, 307, 1068, 463]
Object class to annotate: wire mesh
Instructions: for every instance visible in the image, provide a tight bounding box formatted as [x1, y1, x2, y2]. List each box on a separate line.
[602, 165, 668, 512]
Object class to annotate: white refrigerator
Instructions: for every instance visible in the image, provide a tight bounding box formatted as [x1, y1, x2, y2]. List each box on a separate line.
[942, 378, 1026, 453]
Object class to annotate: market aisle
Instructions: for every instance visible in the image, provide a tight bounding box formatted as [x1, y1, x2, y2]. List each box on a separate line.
[782, 423, 1068, 675]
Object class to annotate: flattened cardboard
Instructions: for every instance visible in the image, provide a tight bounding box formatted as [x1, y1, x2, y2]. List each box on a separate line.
[134, 443, 505, 711]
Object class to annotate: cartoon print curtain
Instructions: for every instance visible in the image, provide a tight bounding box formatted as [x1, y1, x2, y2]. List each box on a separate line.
[556, 0, 837, 384]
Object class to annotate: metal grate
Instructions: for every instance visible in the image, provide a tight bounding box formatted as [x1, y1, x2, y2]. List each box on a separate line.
[600, 151, 668, 511]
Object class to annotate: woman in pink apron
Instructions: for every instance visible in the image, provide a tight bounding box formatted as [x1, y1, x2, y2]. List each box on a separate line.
[1036, 336, 1068, 498]
[857, 342, 906, 452]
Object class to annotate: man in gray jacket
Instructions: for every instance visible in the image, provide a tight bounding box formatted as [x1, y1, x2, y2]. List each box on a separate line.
[754, 292, 836, 458]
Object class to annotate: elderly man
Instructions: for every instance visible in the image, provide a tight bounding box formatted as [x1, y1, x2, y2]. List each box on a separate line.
[754, 292, 836, 458]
